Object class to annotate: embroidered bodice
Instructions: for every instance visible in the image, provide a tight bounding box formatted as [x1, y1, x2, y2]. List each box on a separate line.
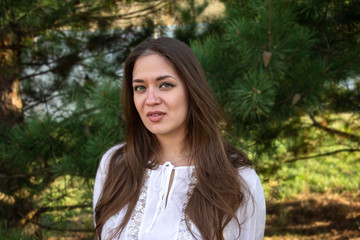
[93, 145, 266, 240]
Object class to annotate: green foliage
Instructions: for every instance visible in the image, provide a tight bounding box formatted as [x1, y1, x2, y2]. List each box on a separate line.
[263, 112, 360, 196]
[228, 71, 276, 120]
[265, 144, 360, 200]
[191, 34, 233, 100]
[0, 76, 127, 236]
[173, 0, 207, 44]
[1, 0, 360, 237]
[172, 0, 222, 45]
[0, 0, 157, 235]
[192, 0, 360, 164]
[0, 227, 36, 240]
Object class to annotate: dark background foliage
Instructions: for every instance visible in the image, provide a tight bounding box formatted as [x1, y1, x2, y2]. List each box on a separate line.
[0, 0, 359, 238]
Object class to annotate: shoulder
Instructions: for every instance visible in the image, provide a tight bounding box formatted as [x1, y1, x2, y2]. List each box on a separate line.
[237, 166, 266, 220]
[237, 167, 263, 195]
[93, 143, 124, 212]
[236, 167, 266, 239]
[97, 143, 124, 174]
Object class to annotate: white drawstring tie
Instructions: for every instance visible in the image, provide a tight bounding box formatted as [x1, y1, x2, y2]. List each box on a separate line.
[145, 162, 175, 234]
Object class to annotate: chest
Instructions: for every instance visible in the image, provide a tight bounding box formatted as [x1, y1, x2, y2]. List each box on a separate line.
[102, 167, 200, 240]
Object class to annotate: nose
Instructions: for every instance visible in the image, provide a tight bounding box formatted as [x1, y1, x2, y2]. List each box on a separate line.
[145, 88, 161, 105]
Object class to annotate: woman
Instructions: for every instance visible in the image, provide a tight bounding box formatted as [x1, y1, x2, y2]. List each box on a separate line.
[93, 37, 266, 240]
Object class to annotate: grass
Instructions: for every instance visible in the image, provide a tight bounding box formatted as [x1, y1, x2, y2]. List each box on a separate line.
[263, 151, 360, 201]
[261, 113, 360, 239]
[262, 152, 360, 239]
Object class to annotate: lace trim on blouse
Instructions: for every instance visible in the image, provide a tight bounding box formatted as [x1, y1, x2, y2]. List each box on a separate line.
[104, 168, 197, 240]
[127, 169, 151, 239]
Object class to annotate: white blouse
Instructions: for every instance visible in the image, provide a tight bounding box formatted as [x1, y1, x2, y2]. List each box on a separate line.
[93, 145, 266, 240]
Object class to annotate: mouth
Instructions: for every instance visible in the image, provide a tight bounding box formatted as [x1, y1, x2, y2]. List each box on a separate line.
[147, 111, 165, 117]
[148, 113, 163, 116]
[147, 111, 165, 122]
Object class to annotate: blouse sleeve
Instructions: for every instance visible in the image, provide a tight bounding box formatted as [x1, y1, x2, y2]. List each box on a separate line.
[235, 168, 266, 240]
[93, 144, 123, 226]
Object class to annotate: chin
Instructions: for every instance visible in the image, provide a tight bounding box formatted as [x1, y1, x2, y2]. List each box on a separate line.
[149, 130, 168, 136]
[145, 127, 165, 135]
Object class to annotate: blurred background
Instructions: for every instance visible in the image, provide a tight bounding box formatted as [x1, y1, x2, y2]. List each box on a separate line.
[0, 0, 359, 239]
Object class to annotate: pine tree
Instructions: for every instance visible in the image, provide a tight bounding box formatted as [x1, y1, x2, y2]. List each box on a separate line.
[190, 0, 360, 172]
[0, 0, 163, 237]
[172, 0, 209, 44]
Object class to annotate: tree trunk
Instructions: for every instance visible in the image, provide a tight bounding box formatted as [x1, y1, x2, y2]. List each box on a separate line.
[0, 34, 23, 124]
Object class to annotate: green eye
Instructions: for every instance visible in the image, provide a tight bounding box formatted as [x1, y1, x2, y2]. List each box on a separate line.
[160, 82, 174, 88]
[134, 86, 146, 91]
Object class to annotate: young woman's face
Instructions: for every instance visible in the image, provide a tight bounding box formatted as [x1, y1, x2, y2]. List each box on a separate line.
[132, 54, 189, 140]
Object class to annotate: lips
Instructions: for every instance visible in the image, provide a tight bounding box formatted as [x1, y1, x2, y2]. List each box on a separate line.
[147, 111, 165, 122]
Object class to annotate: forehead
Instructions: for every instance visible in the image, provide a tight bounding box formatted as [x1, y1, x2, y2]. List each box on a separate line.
[132, 54, 177, 78]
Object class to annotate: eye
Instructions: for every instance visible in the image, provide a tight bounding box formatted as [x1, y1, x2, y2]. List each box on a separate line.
[160, 82, 175, 89]
[134, 85, 146, 92]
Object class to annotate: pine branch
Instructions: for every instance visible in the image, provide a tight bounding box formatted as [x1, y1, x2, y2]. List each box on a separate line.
[0, 173, 29, 179]
[266, 0, 273, 50]
[21, 204, 92, 232]
[20, 69, 54, 81]
[23, 93, 63, 112]
[284, 148, 360, 164]
[332, 54, 360, 76]
[117, 1, 164, 19]
[296, 54, 360, 105]
[54, 1, 164, 29]
[38, 204, 91, 214]
[20, 46, 127, 82]
[321, 3, 328, 23]
[26, 218, 93, 232]
[309, 113, 360, 142]
[320, 8, 331, 69]
[236, 31, 264, 48]
[91, 4, 164, 22]
[12, 0, 46, 24]
[313, 45, 348, 56]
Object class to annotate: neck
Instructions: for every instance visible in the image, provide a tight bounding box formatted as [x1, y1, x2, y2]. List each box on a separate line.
[156, 135, 191, 166]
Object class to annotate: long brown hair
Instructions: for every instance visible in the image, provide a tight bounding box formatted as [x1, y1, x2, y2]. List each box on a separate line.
[94, 37, 252, 239]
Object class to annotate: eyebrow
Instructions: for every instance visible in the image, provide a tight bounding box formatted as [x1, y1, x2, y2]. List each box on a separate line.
[132, 75, 175, 83]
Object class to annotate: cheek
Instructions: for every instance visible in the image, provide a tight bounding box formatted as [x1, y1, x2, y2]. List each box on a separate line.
[178, 94, 189, 117]
[133, 97, 142, 114]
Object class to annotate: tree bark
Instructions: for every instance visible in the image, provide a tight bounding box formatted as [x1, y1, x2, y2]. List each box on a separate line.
[0, 34, 23, 124]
